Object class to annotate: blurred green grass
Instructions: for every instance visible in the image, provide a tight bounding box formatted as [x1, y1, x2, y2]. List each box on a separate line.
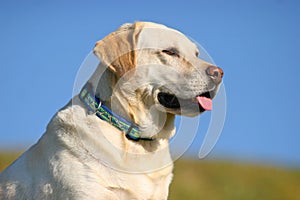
[170, 159, 300, 200]
[1, 153, 300, 200]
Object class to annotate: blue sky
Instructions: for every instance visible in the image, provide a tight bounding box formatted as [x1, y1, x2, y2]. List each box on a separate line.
[0, 1, 299, 168]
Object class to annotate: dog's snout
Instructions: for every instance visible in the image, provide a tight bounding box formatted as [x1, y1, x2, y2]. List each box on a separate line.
[206, 66, 224, 84]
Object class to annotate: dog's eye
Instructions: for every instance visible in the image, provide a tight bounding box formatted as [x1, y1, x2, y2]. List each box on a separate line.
[195, 51, 199, 57]
[162, 48, 179, 57]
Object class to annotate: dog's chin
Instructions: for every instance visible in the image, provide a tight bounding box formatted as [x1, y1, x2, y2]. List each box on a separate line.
[156, 92, 212, 116]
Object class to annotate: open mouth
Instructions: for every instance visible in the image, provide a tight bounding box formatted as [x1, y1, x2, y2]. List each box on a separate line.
[157, 91, 212, 112]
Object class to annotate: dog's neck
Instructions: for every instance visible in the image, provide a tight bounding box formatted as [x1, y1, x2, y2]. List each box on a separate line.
[87, 63, 176, 140]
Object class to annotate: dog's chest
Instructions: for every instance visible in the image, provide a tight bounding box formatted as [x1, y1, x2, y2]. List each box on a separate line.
[97, 166, 173, 200]
[53, 105, 174, 199]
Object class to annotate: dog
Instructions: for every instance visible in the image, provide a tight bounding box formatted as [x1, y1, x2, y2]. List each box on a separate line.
[0, 21, 223, 199]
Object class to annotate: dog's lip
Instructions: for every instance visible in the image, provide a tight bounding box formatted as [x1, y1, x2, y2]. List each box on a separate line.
[157, 91, 212, 112]
[157, 92, 180, 109]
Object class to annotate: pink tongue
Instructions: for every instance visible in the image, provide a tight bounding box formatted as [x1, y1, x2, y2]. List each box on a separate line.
[196, 96, 212, 111]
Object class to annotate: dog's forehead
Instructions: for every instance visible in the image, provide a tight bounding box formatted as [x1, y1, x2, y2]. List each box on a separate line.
[136, 24, 197, 54]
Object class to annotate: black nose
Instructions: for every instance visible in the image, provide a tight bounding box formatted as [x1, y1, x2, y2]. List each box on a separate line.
[206, 66, 224, 84]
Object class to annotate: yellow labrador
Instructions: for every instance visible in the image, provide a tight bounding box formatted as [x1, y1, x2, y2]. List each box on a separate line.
[0, 22, 223, 199]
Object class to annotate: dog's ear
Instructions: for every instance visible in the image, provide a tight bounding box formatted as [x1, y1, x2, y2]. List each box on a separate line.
[94, 23, 143, 77]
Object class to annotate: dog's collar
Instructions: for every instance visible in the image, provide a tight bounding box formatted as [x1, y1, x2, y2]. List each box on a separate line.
[79, 85, 153, 141]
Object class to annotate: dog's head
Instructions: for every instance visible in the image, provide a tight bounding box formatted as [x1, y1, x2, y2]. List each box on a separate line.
[94, 22, 223, 116]
[93, 22, 223, 137]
